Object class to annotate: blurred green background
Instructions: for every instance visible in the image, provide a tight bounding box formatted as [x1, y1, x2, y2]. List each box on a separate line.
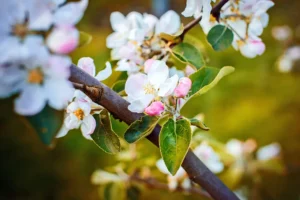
[1, 0, 300, 199]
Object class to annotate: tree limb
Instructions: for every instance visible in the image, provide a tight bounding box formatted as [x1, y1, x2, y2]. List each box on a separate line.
[69, 65, 238, 200]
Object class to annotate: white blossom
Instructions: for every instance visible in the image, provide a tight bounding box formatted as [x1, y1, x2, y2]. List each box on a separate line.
[125, 60, 178, 113]
[193, 142, 224, 173]
[10, 36, 74, 116]
[156, 159, 190, 190]
[57, 57, 112, 139]
[256, 143, 281, 161]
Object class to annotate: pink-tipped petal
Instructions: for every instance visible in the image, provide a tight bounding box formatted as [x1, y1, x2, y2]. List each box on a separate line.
[77, 57, 96, 77]
[46, 26, 79, 54]
[144, 101, 164, 116]
[144, 59, 155, 73]
[174, 77, 192, 98]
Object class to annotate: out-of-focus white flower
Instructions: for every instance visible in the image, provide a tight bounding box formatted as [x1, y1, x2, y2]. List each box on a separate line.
[278, 46, 300, 73]
[226, 139, 257, 158]
[272, 25, 292, 41]
[156, 158, 191, 190]
[256, 143, 281, 161]
[233, 38, 266, 58]
[46, 26, 79, 54]
[125, 60, 178, 113]
[155, 10, 181, 35]
[12, 37, 74, 116]
[226, 139, 244, 158]
[0, 0, 88, 63]
[91, 170, 126, 185]
[194, 142, 224, 173]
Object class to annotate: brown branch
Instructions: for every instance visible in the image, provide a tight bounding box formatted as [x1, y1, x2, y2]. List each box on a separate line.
[181, 0, 229, 38]
[130, 174, 211, 198]
[69, 65, 238, 200]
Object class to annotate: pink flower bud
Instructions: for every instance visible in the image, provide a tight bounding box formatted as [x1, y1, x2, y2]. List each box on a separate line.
[174, 77, 192, 98]
[145, 101, 164, 116]
[144, 59, 155, 73]
[46, 26, 79, 54]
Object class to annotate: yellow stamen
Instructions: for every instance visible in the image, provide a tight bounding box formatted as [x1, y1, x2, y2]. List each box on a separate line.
[73, 109, 84, 120]
[27, 69, 43, 84]
[143, 83, 155, 94]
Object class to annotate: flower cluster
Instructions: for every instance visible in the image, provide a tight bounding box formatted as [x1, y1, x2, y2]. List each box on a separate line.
[57, 57, 112, 139]
[107, 10, 181, 74]
[125, 59, 192, 116]
[0, 0, 88, 116]
[182, 0, 274, 58]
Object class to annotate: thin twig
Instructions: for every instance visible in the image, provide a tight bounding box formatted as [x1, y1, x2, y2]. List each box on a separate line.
[130, 174, 211, 199]
[181, 0, 229, 39]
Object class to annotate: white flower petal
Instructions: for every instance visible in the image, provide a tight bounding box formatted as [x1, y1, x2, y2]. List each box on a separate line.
[257, 143, 281, 161]
[81, 115, 96, 136]
[65, 113, 81, 129]
[125, 73, 148, 99]
[182, 0, 197, 17]
[106, 32, 128, 49]
[44, 78, 74, 110]
[148, 60, 169, 89]
[67, 101, 79, 113]
[53, 0, 88, 26]
[56, 125, 69, 138]
[77, 57, 95, 77]
[46, 26, 79, 54]
[14, 85, 47, 116]
[110, 12, 129, 32]
[95, 62, 112, 81]
[46, 55, 72, 79]
[156, 10, 181, 35]
[158, 74, 179, 97]
[128, 94, 154, 113]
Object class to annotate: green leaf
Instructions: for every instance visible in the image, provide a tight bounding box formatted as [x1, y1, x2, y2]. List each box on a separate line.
[26, 105, 64, 145]
[124, 115, 159, 143]
[207, 25, 234, 51]
[171, 42, 204, 70]
[78, 31, 92, 47]
[112, 80, 126, 93]
[189, 118, 210, 131]
[92, 109, 121, 154]
[159, 24, 184, 43]
[189, 66, 235, 98]
[159, 118, 192, 175]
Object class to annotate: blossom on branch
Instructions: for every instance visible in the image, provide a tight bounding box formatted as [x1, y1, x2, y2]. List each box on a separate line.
[57, 57, 112, 139]
[107, 11, 181, 74]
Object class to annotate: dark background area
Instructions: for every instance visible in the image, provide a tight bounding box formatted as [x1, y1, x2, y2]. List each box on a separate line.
[1, 0, 300, 199]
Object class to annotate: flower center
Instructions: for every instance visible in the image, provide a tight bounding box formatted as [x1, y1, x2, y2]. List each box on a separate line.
[12, 23, 28, 38]
[73, 109, 84, 120]
[143, 83, 155, 94]
[27, 69, 44, 84]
